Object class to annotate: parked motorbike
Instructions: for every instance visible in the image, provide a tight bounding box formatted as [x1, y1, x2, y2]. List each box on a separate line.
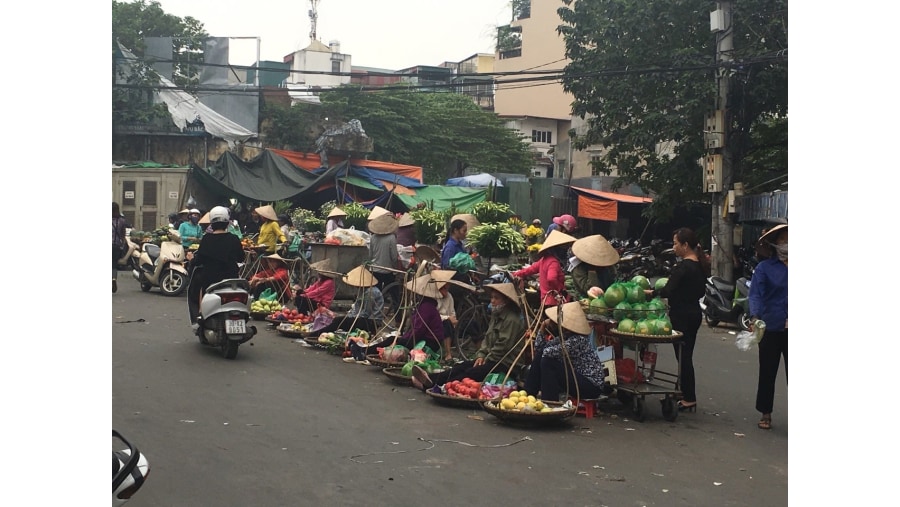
[195, 276, 257, 359]
[132, 239, 188, 296]
[700, 275, 752, 331]
[113, 430, 150, 506]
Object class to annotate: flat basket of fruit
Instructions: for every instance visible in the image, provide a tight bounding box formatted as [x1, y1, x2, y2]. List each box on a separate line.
[275, 324, 306, 338]
[482, 392, 577, 425]
[425, 383, 491, 409]
[366, 355, 406, 368]
[382, 367, 414, 386]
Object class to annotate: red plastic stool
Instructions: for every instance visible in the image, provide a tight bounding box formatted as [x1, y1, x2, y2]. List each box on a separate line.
[569, 398, 600, 419]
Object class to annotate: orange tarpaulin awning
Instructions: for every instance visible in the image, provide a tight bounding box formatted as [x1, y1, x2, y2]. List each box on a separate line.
[571, 186, 653, 204]
[577, 195, 619, 221]
[571, 186, 652, 222]
[269, 148, 424, 183]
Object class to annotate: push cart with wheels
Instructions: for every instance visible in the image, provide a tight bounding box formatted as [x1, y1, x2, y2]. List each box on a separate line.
[608, 329, 684, 422]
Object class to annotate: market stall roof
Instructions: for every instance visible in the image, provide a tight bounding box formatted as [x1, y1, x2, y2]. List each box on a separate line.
[192, 150, 342, 202]
[569, 185, 652, 222]
[445, 173, 503, 187]
[269, 148, 423, 182]
[396, 185, 487, 212]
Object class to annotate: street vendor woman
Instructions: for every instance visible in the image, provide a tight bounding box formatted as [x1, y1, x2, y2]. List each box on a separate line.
[393, 274, 447, 357]
[248, 253, 291, 302]
[523, 301, 608, 402]
[412, 283, 526, 390]
[512, 229, 577, 308]
[255, 205, 286, 254]
[341, 264, 385, 334]
[569, 234, 620, 298]
[294, 258, 339, 314]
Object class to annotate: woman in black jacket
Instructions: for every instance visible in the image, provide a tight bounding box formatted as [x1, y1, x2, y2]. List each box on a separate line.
[646, 228, 709, 411]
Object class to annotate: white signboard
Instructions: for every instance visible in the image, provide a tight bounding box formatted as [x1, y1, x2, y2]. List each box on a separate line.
[124, 191, 135, 199]
[169, 191, 179, 199]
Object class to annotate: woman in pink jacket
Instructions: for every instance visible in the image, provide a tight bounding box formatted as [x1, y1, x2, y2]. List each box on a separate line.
[512, 230, 576, 308]
[294, 259, 339, 313]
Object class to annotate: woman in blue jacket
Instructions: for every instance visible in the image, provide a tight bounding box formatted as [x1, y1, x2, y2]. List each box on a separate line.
[748, 224, 788, 430]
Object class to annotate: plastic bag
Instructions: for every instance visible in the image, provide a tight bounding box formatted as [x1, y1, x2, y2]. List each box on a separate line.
[480, 380, 517, 400]
[259, 288, 278, 302]
[312, 312, 334, 333]
[449, 252, 476, 274]
[326, 228, 370, 247]
[735, 325, 765, 351]
[380, 345, 409, 362]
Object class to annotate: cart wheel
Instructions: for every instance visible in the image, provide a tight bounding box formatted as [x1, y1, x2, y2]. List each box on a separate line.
[661, 397, 678, 422]
[632, 397, 646, 422]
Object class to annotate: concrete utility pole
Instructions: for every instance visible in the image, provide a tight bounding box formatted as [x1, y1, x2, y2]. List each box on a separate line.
[708, 1, 734, 281]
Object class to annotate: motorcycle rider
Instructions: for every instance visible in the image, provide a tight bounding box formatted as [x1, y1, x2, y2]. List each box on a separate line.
[187, 206, 244, 331]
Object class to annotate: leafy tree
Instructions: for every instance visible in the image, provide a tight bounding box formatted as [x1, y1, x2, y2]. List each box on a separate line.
[262, 88, 535, 184]
[112, 0, 208, 128]
[557, 0, 787, 220]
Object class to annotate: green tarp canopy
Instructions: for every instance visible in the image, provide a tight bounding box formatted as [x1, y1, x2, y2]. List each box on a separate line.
[397, 185, 487, 212]
[191, 150, 342, 202]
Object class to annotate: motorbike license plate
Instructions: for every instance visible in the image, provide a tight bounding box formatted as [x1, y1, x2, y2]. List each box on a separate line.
[225, 319, 246, 335]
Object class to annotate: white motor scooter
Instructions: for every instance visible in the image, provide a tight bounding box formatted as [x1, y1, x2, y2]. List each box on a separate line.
[113, 430, 150, 505]
[196, 277, 257, 359]
[132, 234, 188, 296]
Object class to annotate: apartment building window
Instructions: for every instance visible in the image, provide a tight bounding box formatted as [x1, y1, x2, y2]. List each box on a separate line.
[532, 130, 552, 144]
[332, 60, 341, 73]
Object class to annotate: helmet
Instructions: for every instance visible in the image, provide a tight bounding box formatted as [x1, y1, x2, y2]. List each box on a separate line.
[209, 206, 230, 224]
[189, 208, 201, 215]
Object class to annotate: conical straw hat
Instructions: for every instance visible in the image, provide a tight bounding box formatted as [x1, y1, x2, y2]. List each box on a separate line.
[398, 213, 415, 227]
[263, 253, 288, 265]
[538, 229, 577, 253]
[327, 207, 347, 219]
[405, 274, 444, 299]
[415, 245, 439, 263]
[483, 283, 522, 309]
[343, 265, 376, 287]
[309, 258, 340, 278]
[572, 234, 620, 267]
[758, 223, 788, 245]
[198, 212, 211, 225]
[430, 269, 476, 291]
[368, 213, 398, 235]
[545, 301, 591, 335]
[367, 206, 392, 221]
[450, 213, 480, 231]
[254, 205, 278, 222]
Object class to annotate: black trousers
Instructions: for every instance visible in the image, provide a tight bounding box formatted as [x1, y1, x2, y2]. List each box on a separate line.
[670, 311, 702, 403]
[756, 329, 788, 414]
[523, 347, 603, 402]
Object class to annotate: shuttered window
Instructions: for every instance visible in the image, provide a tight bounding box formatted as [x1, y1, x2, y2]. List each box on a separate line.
[143, 181, 157, 206]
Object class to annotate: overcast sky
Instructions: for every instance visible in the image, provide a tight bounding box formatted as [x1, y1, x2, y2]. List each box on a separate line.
[153, 0, 512, 70]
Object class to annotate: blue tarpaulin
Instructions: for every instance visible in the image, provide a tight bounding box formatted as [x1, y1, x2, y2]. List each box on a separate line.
[445, 173, 503, 187]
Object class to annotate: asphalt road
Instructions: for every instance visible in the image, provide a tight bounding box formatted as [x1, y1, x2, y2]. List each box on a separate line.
[113, 274, 787, 507]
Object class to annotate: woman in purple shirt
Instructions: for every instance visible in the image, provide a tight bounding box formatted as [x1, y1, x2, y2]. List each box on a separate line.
[748, 224, 788, 431]
[397, 274, 446, 356]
